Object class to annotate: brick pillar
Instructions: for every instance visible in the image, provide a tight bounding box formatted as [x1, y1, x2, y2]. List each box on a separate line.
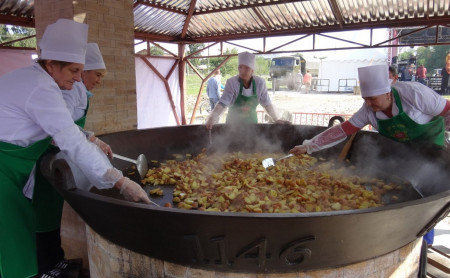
[74, 0, 137, 134]
[35, 0, 137, 135]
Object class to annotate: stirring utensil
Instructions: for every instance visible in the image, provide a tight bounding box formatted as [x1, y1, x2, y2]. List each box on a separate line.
[113, 153, 148, 179]
[262, 154, 293, 169]
[209, 129, 212, 145]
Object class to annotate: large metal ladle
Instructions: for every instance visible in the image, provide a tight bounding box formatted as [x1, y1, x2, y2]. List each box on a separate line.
[113, 153, 148, 179]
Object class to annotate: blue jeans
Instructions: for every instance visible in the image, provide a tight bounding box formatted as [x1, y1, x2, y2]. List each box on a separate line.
[209, 98, 219, 111]
[424, 228, 434, 245]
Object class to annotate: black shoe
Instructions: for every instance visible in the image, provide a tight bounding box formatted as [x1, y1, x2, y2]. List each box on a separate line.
[54, 258, 82, 270]
[36, 259, 82, 278]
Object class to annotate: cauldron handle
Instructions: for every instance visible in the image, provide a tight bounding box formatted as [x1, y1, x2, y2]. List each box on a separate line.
[328, 116, 345, 127]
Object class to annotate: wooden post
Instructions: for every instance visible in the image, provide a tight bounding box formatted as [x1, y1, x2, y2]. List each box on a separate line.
[178, 43, 186, 125]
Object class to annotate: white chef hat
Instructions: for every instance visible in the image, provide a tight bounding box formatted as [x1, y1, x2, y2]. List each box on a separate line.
[358, 64, 391, 98]
[39, 19, 88, 64]
[238, 51, 255, 70]
[84, 43, 106, 70]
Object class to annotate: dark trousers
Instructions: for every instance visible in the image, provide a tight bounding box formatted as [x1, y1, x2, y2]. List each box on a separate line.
[36, 229, 65, 273]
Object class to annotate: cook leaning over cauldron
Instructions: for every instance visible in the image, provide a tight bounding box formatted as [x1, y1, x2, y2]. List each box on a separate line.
[206, 51, 289, 129]
[32, 42, 113, 276]
[289, 64, 450, 246]
[0, 19, 150, 278]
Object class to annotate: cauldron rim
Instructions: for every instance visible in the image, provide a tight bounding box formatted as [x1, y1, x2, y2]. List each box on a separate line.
[76, 186, 450, 218]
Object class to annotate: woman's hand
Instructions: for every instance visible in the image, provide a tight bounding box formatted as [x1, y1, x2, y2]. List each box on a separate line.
[289, 145, 307, 155]
[90, 136, 113, 159]
[116, 177, 151, 204]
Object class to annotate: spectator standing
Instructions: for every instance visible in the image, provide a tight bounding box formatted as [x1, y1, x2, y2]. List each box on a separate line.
[416, 64, 427, 85]
[296, 69, 303, 91]
[303, 70, 312, 93]
[206, 69, 221, 110]
[389, 65, 399, 85]
[441, 59, 450, 95]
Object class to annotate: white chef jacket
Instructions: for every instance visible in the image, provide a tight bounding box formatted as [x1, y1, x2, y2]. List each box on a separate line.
[219, 75, 272, 108]
[0, 63, 121, 195]
[62, 81, 89, 121]
[349, 81, 447, 130]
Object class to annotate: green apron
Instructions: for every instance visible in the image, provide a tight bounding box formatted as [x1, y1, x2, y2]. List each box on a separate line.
[377, 88, 445, 146]
[226, 78, 259, 124]
[0, 137, 51, 278]
[32, 100, 89, 232]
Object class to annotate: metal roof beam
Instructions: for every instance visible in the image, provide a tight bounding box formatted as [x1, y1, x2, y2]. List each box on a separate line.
[134, 0, 186, 15]
[0, 14, 34, 28]
[181, 15, 450, 43]
[327, 0, 344, 29]
[193, 0, 306, 15]
[180, 0, 197, 39]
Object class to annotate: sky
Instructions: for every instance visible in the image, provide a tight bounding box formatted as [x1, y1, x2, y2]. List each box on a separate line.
[134, 28, 391, 61]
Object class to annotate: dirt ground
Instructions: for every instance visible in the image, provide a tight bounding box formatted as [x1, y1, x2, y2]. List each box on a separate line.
[265, 90, 364, 115]
[187, 90, 365, 124]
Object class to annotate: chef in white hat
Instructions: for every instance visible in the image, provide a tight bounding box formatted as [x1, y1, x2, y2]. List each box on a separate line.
[289, 63, 450, 249]
[206, 51, 289, 128]
[32, 42, 113, 276]
[289, 64, 450, 156]
[0, 19, 150, 278]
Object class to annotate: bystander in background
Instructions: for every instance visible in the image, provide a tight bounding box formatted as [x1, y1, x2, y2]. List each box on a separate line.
[416, 64, 427, 85]
[206, 69, 221, 110]
[303, 70, 312, 93]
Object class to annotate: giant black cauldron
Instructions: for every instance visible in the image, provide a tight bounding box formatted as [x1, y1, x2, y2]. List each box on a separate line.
[43, 124, 450, 273]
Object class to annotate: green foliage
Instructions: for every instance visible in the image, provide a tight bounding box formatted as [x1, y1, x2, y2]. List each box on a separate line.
[398, 46, 450, 76]
[254, 56, 270, 76]
[150, 45, 165, 55]
[0, 25, 36, 48]
[218, 48, 239, 77]
[416, 45, 450, 73]
[186, 43, 206, 67]
[398, 50, 415, 61]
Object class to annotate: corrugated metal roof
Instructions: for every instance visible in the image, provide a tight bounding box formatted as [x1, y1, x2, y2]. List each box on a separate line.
[0, 0, 34, 27]
[0, 0, 449, 43]
[133, 0, 450, 42]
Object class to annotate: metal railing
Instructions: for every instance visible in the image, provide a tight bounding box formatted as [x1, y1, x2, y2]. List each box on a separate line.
[338, 79, 358, 93]
[257, 111, 373, 130]
[311, 78, 330, 93]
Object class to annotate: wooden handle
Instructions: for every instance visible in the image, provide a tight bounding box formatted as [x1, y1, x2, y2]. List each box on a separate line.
[338, 133, 357, 161]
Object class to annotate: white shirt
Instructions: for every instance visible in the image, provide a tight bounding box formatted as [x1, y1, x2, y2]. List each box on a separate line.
[62, 81, 88, 121]
[349, 81, 446, 130]
[0, 63, 121, 193]
[219, 75, 272, 108]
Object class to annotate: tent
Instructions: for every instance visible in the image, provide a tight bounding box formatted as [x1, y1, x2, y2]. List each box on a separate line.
[318, 48, 388, 92]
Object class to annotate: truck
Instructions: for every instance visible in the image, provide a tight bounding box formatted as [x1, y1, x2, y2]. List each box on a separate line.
[269, 56, 305, 91]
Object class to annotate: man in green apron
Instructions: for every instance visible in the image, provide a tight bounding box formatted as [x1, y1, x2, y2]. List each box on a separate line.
[289, 64, 450, 246]
[206, 51, 290, 129]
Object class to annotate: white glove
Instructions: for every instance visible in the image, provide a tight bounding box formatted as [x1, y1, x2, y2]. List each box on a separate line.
[302, 124, 348, 154]
[90, 136, 113, 159]
[265, 105, 291, 124]
[265, 104, 279, 121]
[205, 103, 226, 130]
[117, 177, 151, 204]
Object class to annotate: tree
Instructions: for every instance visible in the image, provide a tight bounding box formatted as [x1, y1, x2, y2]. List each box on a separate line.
[0, 25, 36, 48]
[254, 56, 269, 76]
[398, 50, 415, 61]
[136, 45, 165, 56]
[186, 43, 206, 68]
[219, 48, 239, 77]
[417, 45, 450, 73]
